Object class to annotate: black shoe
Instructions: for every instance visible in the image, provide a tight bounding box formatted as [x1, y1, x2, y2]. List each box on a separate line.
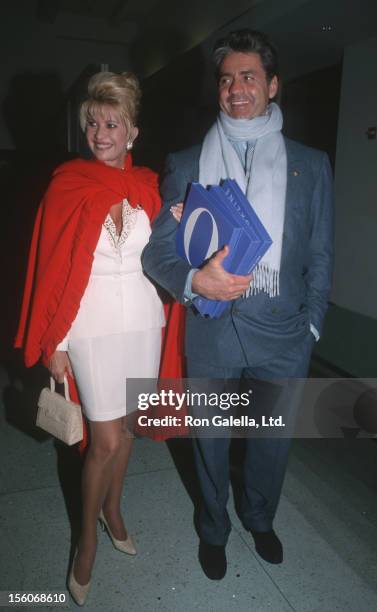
[250, 529, 283, 564]
[198, 541, 227, 580]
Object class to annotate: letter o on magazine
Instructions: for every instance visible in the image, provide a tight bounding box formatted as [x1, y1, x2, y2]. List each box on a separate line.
[183, 207, 219, 264]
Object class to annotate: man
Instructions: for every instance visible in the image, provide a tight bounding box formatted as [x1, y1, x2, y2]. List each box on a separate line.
[142, 29, 333, 579]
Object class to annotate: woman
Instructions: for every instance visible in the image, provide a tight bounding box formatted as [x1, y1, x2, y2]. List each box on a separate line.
[15, 71, 180, 606]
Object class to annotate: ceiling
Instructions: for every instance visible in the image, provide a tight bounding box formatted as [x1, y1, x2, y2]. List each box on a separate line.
[35, 0, 377, 80]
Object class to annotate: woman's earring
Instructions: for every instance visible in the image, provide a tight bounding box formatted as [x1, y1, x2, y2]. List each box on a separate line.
[126, 141, 133, 151]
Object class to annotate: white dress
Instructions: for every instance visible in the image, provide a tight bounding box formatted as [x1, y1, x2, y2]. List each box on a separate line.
[58, 200, 165, 421]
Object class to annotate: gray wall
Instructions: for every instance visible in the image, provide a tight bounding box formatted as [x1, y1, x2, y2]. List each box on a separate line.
[332, 35, 377, 321]
[313, 36, 377, 376]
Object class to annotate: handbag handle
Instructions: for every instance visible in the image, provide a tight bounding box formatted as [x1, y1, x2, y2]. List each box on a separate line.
[49, 376, 71, 402]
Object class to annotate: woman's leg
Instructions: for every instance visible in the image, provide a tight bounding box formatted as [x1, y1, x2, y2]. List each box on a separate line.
[102, 412, 136, 539]
[74, 418, 123, 585]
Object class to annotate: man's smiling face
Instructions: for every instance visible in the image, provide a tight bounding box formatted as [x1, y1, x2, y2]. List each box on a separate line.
[218, 51, 278, 120]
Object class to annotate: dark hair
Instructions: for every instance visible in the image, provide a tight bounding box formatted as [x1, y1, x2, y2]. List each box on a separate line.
[213, 29, 279, 83]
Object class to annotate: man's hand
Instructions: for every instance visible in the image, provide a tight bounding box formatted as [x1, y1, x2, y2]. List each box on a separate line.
[47, 351, 73, 383]
[192, 246, 252, 301]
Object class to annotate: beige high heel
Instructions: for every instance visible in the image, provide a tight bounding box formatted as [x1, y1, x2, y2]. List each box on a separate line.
[68, 552, 91, 606]
[99, 510, 137, 555]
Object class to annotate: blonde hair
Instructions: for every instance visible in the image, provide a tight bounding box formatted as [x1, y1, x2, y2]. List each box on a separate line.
[79, 71, 141, 132]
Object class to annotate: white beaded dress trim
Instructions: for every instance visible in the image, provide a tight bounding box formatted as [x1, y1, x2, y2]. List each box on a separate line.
[103, 199, 141, 249]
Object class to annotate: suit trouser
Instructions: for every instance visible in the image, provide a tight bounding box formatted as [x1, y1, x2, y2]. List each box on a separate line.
[186, 332, 314, 545]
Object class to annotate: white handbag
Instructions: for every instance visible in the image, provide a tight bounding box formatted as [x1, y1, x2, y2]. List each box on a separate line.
[37, 377, 83, 445]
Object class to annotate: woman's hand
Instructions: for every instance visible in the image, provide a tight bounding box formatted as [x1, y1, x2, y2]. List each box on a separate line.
[47, 351, 73, 383]
[170, 202, 184, 222]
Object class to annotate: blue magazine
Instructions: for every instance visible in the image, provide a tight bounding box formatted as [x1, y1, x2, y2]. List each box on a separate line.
[176, 180, 273, 318]
[193, 189, 252, 317]
[176, 183, 248, 316]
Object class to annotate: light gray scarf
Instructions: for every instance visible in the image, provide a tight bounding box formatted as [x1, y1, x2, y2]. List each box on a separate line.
[199, 102, 287, 297]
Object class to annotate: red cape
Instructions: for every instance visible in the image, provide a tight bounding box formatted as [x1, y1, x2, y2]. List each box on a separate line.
[15, 154, 161, 366]
[15, 155, 187, 445]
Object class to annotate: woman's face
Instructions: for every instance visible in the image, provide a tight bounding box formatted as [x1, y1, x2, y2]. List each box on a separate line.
[85, 104, 138, 168]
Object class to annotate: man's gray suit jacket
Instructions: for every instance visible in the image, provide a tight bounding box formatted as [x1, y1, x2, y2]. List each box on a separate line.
[142, 137, 334, 368]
